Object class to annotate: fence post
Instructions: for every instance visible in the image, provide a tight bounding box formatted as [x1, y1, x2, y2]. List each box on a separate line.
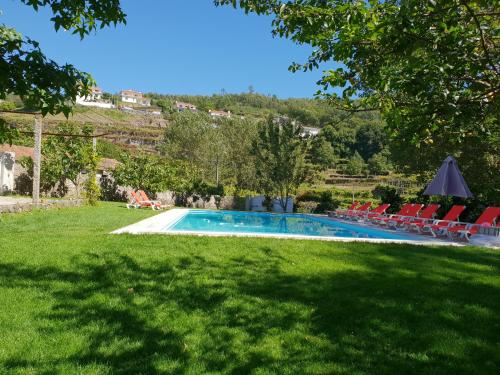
[32, 116, 42, 205]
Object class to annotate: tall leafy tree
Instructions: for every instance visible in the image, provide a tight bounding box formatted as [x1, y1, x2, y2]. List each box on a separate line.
[354, 123, 386, 161]
[113, 153, 195, 197]
[320, 124, 356, 159]
[43, 122, 98, 198]
[216, 0, 499, 201]
[161, 111, 259, 192]
[344, 151, 366, 176]
[20, 122, 98, 198]
[0, 0, 126, 143]
[253, 116, 310, 211]
[309, 135, 337, 170]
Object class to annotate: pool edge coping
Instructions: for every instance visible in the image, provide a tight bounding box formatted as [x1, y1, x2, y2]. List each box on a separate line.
[111, 208, 465, 247]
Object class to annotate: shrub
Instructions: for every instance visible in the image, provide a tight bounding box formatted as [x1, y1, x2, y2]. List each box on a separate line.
[296, 201, 318, 213]
[191, 181, 224, 197]
[84, 176, 101, 206]
[344, 152, 366, 175]
[367, 151, 393, 175]
[296, 189, 339, 213]
[99, 175, 127, 202]
[372, 185, 405, 213]
[0, 101, 17, 111]
[316, 191, 340, 213]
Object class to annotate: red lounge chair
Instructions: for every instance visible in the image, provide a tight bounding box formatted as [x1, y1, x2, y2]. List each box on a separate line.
[329, 202, 359, 217]
[138, 190, 162, 210]
[388, 204, 440, 229]
[411, 205, 466, 236]
[371, 203, 414, 225]
[362, 203, 391, 220]
[379, 204, 423, 227]
[343, 202, 372, 218]
[127, 190, 161, 210]
[445, 207, 500, 240]
[126, 191, 141, 209]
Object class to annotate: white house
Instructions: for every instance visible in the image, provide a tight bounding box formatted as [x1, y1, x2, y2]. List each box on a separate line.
[119, 89, 151, 106]
[301, 126, 321, 137]
[209, 109, 231, 118]
[76, 86, 115, 109]
[175, 101, 197, 112]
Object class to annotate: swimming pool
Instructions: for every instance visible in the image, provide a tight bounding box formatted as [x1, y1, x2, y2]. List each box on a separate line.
[113, 209, 447, 244]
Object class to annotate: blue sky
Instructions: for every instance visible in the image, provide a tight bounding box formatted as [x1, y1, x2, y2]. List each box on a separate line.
[2, 0, 337, 98]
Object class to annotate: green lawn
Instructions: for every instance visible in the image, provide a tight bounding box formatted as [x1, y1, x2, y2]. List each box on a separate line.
[0, 203, 499, 374]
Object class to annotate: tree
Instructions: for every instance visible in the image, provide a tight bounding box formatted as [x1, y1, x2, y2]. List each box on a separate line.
[216, 0, 499, 202]
[20, 122, 98, 199]
[368, 150, 393, 176]
[42, 122, 97, 197]
[320, 124, 356, 159]
[0, 1, 126, 143]
[113, 153, 194, 197]
[309, 136, 336, 170]
[161, 111, 259, 192]
[43, 122, 98, 198]
[354, 123, 386, 161]
[161, 111, 220, 183]
[154, 98, 175, 114]
[253, 116, 310, 211]
[101, 92, 113, 101]
[344, 152, 366, 176]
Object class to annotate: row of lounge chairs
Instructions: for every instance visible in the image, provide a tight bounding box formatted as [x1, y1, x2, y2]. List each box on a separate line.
[329, 202, 500, 241]
[127, 190, 163, 210]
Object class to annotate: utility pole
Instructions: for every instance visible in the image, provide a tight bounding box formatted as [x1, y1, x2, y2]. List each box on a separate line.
[32, 116, 42, 205]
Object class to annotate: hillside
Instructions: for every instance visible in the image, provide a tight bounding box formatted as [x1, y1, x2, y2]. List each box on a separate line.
[149, 92, 383, 128]
[0, 106, 166, 153]
[1, 93, 385, 159]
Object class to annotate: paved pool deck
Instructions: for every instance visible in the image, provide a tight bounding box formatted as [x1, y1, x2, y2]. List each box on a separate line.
[112, 208, 464, 247]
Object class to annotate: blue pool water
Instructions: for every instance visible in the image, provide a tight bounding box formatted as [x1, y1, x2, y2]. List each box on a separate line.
[164, 210, 421, 240]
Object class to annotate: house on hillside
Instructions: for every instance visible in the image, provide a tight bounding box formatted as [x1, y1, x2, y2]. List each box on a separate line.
[209, 109, 231, 118]
[175, 101, 197, 112]
[119, 90, 151, 106]
[76, 86, 115, 109]
[302, 126, 320, 137]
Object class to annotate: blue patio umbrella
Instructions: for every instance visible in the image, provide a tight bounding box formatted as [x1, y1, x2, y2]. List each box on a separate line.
[423, 156, 473, 198]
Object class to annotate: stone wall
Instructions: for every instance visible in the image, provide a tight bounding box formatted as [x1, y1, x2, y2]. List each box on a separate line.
[153, 191, 247, 211]
[0, 199, 84, 214]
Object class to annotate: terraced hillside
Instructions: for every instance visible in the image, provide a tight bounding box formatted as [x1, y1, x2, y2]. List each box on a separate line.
[0, 106, 167, 153]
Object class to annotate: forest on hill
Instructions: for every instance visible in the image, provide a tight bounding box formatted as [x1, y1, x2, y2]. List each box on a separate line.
[2, 92, 388, 171]
[147, 92, 383, 129]
[149, 93, 391, 174]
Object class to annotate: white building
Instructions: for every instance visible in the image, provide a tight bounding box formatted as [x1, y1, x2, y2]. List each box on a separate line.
[301, 126, 320, 137]
[119, 89, 151, 106]
[175, 101, 197, 112]
[76, 86, 115, 109]
[209, 109, 231, 118]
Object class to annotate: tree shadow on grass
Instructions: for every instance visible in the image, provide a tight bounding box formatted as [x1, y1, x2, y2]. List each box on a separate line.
[0, 243, 499, 373]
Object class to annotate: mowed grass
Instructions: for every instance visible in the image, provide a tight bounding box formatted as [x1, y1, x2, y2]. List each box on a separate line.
[0, 203, 499, 374]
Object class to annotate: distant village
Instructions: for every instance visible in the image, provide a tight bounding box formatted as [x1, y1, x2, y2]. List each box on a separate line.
[76, 86, 232, 118]
[76, 86, 321, 137]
